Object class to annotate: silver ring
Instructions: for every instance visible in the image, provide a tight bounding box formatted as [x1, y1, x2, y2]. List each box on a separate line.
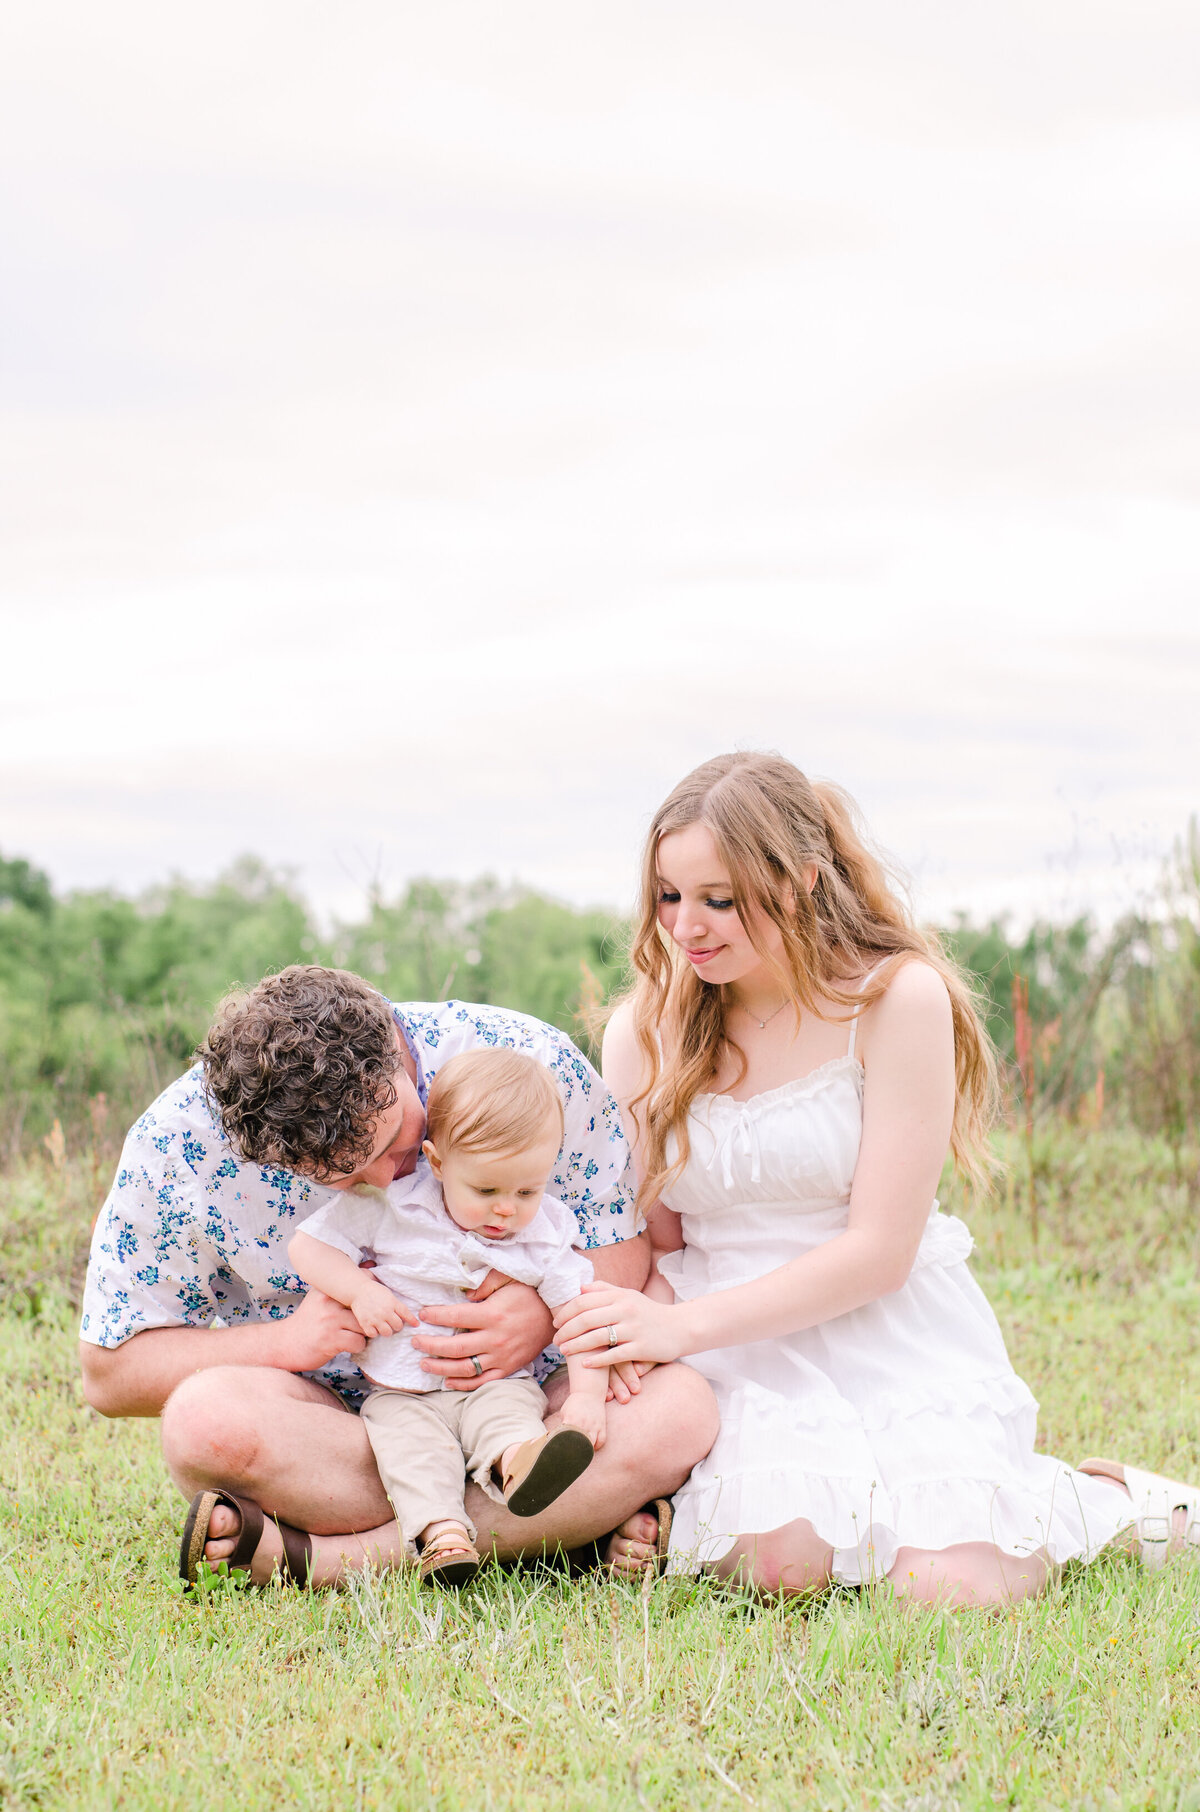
[470, 1354, 484, 1376]
[606, 1325, 618, 1349]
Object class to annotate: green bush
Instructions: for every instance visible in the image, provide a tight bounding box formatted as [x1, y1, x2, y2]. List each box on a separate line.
[3, 825, 1199, 1167]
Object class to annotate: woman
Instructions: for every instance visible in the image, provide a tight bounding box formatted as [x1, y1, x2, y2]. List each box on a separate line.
[558, 752, 1198, 1603]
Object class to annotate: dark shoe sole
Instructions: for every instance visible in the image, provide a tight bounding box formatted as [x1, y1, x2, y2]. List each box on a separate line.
[506, 1428, 595, 1518]
[419, 1556, 481, 1588]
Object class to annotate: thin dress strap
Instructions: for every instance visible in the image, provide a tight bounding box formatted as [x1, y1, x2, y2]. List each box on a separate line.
[846, 960, 889, 1061]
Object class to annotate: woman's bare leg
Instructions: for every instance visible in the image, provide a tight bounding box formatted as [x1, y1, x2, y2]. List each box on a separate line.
[708, 1519, 834, 1598]
[608, 1512, 1055, 1607]
[607, 1464, 1158, 1595]
[704, 1528, 1052, 1606]
[886, 1543, 1053, 1607]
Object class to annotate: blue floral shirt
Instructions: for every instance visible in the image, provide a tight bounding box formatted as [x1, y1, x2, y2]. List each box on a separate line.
[80, 1000, 638, 1400]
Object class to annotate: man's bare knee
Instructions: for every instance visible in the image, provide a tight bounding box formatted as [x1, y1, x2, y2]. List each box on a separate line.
[633, 1364, 719, 1487]
[160, 1368, 267, 1493]
[669, 1363, 720, 1458]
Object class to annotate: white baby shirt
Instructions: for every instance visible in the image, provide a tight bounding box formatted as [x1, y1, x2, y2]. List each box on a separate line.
[299, 1162, 594, 1390]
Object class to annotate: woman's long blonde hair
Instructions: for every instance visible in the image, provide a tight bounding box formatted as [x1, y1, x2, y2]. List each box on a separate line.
[627, 752, 998, 1209]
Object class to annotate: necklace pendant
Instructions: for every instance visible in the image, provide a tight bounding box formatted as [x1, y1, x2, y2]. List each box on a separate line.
[741, 995, 788, 1031]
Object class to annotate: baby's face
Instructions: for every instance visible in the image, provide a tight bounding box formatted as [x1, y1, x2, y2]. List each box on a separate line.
[426, 1130, 562, 1241]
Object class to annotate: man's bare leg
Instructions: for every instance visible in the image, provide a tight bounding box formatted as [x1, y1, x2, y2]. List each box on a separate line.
[161, 1360, 717, 1586]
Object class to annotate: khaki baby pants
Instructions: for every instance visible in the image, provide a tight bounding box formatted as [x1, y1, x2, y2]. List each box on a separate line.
[360, 1376, 548, 1553]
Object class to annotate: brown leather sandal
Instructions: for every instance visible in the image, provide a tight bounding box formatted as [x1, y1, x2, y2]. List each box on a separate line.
[417, 1525, 480, 1588]
[647, 1495, 673, 1569]
[179, 1488, 313, 1590]
[502, 1428, 595, 1518]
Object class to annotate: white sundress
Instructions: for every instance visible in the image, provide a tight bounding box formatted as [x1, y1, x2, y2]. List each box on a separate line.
[659, 1007, 1132, 1582]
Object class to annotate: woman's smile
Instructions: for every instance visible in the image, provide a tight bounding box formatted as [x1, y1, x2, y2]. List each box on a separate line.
[657, 822, 785, 989]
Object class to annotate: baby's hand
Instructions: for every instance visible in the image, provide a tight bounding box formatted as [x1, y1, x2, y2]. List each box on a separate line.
[559, 1391, 607, 1451]
[350, 1278, 417, 1340]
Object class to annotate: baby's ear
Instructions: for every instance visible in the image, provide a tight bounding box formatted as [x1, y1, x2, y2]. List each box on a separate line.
[422, 1139, 442, 1175]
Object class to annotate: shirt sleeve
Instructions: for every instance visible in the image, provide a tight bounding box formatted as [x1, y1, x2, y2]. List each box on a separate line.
[539, 1029, 642, 1251]
[295, 1193, 382, 1265]
[80, 1101, 242, 1345]
[523, 1199, 596, 1309]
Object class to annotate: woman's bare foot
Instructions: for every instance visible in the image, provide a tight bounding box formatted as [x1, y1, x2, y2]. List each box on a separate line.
[603, 1507, 661, 1579]
[1077, 1458, 1196, 1553]
[1077, 1458, 1135, 1499]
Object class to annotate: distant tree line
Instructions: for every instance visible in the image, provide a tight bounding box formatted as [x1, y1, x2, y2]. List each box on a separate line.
[2, 832, 1198, 1165]
[0, 854, 625, 1152]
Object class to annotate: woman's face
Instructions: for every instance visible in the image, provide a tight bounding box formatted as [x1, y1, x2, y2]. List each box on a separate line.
[655, 821, 785, 989]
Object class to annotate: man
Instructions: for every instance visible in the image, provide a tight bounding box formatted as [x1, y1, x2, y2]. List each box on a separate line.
[80, 966, 717, 1583]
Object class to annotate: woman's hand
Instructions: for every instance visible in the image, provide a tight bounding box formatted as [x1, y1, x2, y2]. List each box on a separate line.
[553, 1279, 691, 1368]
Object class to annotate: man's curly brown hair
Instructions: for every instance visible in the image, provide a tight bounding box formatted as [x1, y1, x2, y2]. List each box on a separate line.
[199, 965, 402, 1177]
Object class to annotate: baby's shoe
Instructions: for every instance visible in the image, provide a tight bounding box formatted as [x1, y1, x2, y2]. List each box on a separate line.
[417, 1524, 480, 1587]
[502, 1428, 595, 1518]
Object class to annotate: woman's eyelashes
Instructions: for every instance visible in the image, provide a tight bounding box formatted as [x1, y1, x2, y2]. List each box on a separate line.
[656, 888, 735, 911]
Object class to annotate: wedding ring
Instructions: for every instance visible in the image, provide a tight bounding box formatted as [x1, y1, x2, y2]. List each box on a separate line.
[470, 1355, 484, 1376]
[606, 1325, 618, 1348]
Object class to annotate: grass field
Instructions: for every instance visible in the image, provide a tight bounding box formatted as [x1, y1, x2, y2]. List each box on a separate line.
[2, 1126, 1199, 1810]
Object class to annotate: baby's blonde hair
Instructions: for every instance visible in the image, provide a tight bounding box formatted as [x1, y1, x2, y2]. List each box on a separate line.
[424, 1049, 564, 1158]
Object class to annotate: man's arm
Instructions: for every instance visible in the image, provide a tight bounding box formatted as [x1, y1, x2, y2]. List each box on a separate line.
[79, 1288, 368, 1418]
[589, 1231, 650, 1290]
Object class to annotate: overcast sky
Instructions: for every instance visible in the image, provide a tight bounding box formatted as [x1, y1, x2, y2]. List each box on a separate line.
[2, 1, 1197, 928]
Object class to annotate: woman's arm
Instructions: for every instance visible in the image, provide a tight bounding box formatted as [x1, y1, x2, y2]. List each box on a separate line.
[602, 1003, 680, 1257]
[643, 1199, 683, 1303]
[556, 962, 956, 1365]
[602, 1004, 681, 1310]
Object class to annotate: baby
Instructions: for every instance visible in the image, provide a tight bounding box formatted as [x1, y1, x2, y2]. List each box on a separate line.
[289, 1047, 608, 1586]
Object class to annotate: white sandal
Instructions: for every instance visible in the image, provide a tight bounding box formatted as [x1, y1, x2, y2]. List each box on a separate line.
[1079, 1456, 1200, 1570]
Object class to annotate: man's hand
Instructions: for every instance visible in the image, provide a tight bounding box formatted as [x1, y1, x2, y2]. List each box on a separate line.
[413, 1281, 553, 1391]
[467, 1268, 518, 1302]
[272, 1288, 370, 1373]
[348, 1278, 418, 1341]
